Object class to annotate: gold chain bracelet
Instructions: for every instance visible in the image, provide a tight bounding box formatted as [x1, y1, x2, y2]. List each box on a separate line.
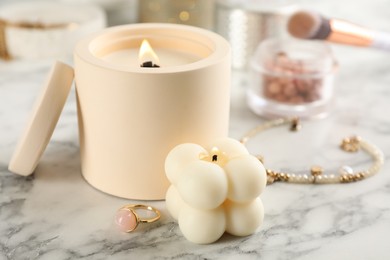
[240, 118, 384, 185]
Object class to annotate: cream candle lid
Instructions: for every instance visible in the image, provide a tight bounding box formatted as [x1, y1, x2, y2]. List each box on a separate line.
[8, 61, 74, 176]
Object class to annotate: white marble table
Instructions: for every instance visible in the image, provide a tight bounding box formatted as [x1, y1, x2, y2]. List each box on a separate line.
[1, 0, 390, 259]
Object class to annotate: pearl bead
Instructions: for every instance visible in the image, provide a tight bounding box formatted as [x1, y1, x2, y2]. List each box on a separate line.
[339, 165, 354, 175]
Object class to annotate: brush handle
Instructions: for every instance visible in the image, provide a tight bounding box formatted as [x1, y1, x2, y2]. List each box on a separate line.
[371, 32, 390, 51]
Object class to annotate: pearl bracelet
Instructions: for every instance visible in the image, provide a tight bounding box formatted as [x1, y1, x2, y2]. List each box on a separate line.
[240, 118, 384, 185]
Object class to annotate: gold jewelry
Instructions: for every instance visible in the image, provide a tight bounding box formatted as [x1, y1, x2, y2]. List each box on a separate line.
[115, 204, 161, 232]
[240, 118, 384, 185]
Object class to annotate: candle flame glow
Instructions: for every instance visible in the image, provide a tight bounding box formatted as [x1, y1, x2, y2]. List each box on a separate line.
[211, 147, 220, 154]
[138, 39, 160, 66]
[199, 147, 227, 166]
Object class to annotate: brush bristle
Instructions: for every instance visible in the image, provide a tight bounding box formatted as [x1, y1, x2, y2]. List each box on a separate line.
[288, 11, 328, 39]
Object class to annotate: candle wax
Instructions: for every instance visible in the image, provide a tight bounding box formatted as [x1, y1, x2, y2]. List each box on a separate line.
[102, 48, 201, 67]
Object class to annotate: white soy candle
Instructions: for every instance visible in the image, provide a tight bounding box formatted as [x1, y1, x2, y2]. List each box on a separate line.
[165, 138, 267, 244]
[74, 23, 231, 200]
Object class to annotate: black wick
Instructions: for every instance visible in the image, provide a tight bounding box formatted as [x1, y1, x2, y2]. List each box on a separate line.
[141, 61, 160, 68]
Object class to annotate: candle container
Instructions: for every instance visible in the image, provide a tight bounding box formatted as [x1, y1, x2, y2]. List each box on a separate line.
[247, 38, 337, 118]
[9, 24, 231, 200]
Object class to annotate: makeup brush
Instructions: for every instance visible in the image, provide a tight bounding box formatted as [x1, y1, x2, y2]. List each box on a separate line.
[287, 10, 390, 51]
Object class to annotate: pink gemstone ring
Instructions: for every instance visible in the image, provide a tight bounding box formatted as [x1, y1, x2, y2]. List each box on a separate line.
[115, 204, 161, 232]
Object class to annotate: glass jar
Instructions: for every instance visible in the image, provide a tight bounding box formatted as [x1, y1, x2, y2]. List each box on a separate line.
[247, 38, 337, 119]
[215, 0, 297, 70]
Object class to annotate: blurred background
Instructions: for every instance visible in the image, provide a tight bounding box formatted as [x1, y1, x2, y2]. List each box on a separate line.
[1, 0, 389, 72]
[1, 0, 390, 118]
[1, 0, 388, 65]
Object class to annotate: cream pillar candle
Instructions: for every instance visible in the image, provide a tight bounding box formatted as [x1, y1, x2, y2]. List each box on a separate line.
[74, 23, 231, 200]
[165, 138, 267, 244]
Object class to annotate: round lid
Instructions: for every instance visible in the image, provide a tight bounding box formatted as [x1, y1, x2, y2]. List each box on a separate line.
[8, 61, 74, 176]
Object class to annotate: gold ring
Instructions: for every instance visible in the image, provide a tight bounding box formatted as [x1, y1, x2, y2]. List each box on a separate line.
[115, 204, 161, 232]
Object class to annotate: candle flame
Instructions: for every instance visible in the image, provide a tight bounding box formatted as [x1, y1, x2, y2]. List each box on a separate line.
[139, 39, 160, 66]
[211, 147, 220, 162]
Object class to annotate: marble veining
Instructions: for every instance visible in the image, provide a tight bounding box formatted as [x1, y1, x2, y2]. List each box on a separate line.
[1, 0, 390, 259]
